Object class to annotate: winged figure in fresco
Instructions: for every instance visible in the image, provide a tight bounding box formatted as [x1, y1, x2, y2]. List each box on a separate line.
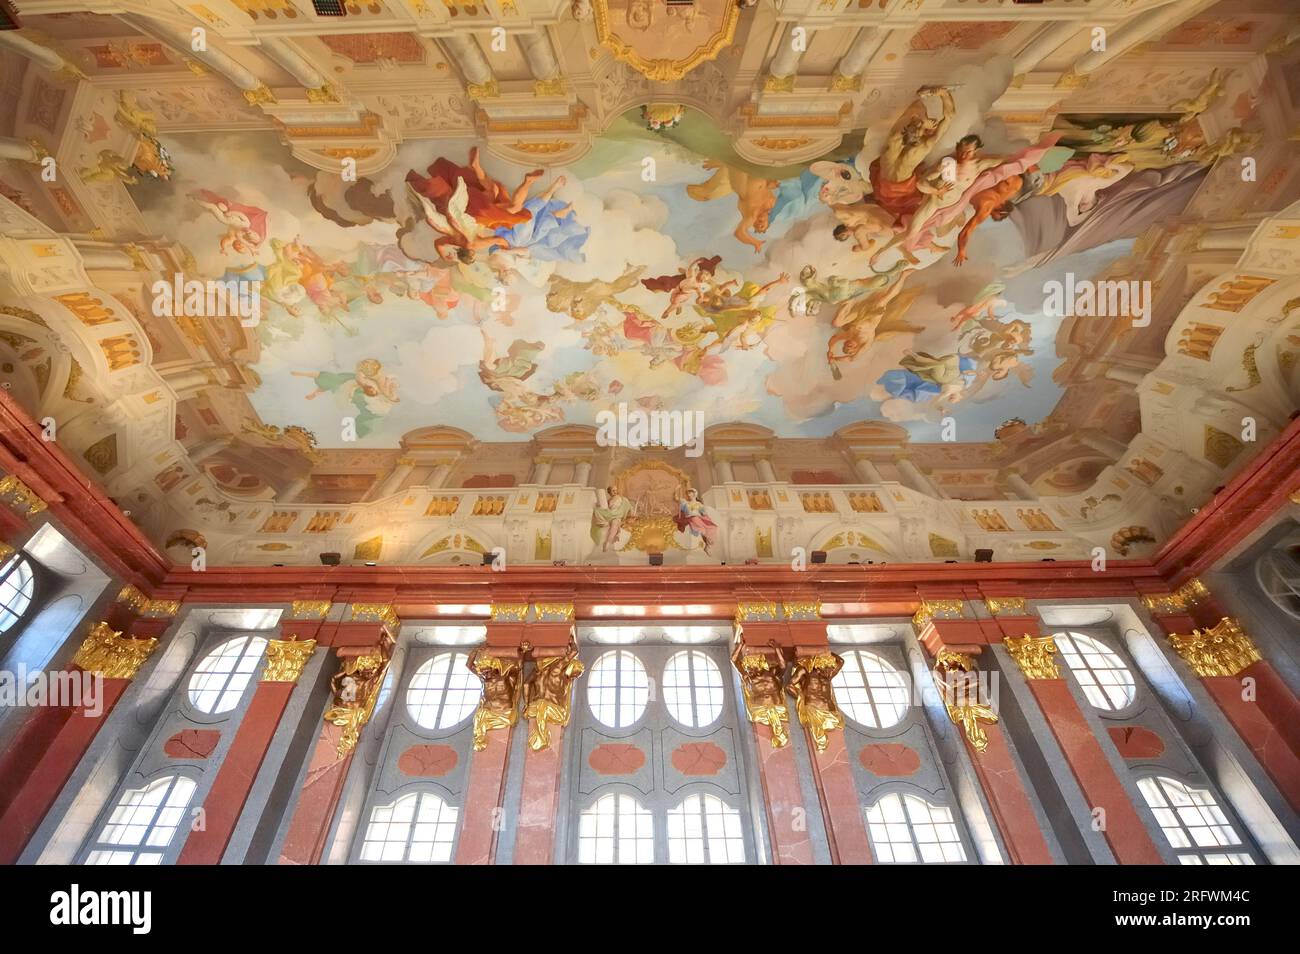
[189, 189, 270, 256]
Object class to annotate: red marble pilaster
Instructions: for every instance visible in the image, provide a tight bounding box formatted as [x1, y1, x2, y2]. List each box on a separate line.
[512, 726, 564, 865]
[0, 607, 168, 864]
[277, 611, 394, 866]
[753, 721, 815, 864]
[1024, 676, 1164, 863]
[455, 727, 512, 865]
[176, 617, 320, 868]
[790, 624, 873, 865]
[919, 609, 1055, 865]
[1144, 601, 1300, 811]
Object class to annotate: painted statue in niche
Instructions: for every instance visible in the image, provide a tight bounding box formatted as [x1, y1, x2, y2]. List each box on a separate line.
[785, 651, 845, 753]
[591, 485, 633, 552]
[521, 634, 585, 751]
[731, 630, 791, 748]
[674, 487, 718, 555]
[466, 647, 522, 751]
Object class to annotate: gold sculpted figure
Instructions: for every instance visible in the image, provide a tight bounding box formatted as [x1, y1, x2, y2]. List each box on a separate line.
[522, 635, 585, 751]
[324, 633, 395, 757]
[730, 629, 791, 748]
[467, 647, 522, 751]
[933, 650, 998, 752]
[786, 650, 845, 753]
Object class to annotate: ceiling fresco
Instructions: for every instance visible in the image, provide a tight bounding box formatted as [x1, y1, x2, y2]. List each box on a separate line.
[0, 0, 1298, 566]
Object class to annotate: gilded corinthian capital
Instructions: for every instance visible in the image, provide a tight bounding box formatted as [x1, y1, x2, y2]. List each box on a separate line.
[72, 621, 158, 679]
[1004, 635, 1059, 680]
[1168, 618, 1261, 678]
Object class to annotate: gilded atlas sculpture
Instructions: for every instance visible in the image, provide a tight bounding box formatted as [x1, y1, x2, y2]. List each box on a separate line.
[521, 634, 586, 751]
[730, 627, 792, 748]
[324, 632, 396, 758]
[467, 646, 524, 751]
[932, 649, 999, 753]
[786, 650, 846, 754]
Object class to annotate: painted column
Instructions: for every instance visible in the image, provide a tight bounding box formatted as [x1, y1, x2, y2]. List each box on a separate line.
[1143, 584, 1300, 810]
[531, 458, 552, 486]
[714, 456, 735, 484]
[756, 458, 778, 483]
[732, 607, 816, 864]
[511, 604, 580, 865]
[912, 599, 1056, 864]
[178, 608, 322, 865]
[0, 136, 46, 164]
[0, 586, 175, 863]
[831, 27, 887, 89]
[573, 459, 592, 487]
[277, 603, 398, 865]
[984, 605, 1165, 864]
[375, 457, 416, 499]
[897, 459, 941, 498]
[853, 457, 883, 484]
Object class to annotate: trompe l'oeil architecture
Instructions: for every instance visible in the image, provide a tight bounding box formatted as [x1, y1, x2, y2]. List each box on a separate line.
[0, 0, 1297, 866]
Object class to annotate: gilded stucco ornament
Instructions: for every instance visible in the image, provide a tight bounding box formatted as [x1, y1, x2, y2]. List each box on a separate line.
[786, 651, 845, 753]
[1173, 578, 1211, 606]
[933, 650, 998, 753]
[1140, 592, 1188, 615]
[263, 638, 317, 683]
[116, 584, 180, 618]
[72, 621, 158, 679]
[521, 634, 584, 751]
[0, 474, 48, 517]
[324, 634, 394, 757]
[983, 597, 1027, 617]
[1004, 634, 1060, 680]
[349, 602, 399, 629]
[912, 599, 964, 630]
[731, 629, 791, 748]
[1168, 618, 1261, 678]
[467, 647, 523, 751]
[290, 600, 331, 620]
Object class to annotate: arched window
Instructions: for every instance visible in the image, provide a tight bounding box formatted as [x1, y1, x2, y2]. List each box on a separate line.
[0, 553, 35, 635]
[359, 791, 458, 863]
[577, 792, 653, 864]
[586, 650, 649, 728]
[85, 775, 197, 865]
[1051, 631, 1136, 711]
[865, 792, 967, 863]
[187, 635, 268, 715]
[667, 793, 745, 864]
[1255, 545, 1300, 620]
[663, 650, 724, 728]
[406, 652, 480, 730]
[833, 649, 909, 728]
[1136, 776, 1253, 865]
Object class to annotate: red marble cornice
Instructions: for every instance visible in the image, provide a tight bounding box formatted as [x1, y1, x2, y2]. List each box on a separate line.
[1154, 414, 1300, 586]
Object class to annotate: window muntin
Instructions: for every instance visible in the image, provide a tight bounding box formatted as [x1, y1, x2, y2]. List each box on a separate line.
[359, 791, 459, 863]
[1052, 631, 1136, 711]
[865, 792, 967, 864]
[1255, 547, 1300, 620]
[667, 793, 745, 864]
[1137, 776, 1253, 865]
[586, 650, 649, 729]
[832, 649, 909, 728]
[406, 652, 481, 730]
[577, 792, 653, 864]
[187, 635, 268, 715]
[663, 650, 724, 728]
[85, 775, 197, 865]
[0, 554, 35, 634]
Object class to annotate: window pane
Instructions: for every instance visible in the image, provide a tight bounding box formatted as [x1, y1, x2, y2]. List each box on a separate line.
[663, 651, 724, 728]
[1051, 632, 1135, 711]
[407, 653, 480, 729]
[586, 651, 649, 729]
[865, 793, 966, 864]
[833, 650, 908, 729]
[187, 635, 268, 714]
